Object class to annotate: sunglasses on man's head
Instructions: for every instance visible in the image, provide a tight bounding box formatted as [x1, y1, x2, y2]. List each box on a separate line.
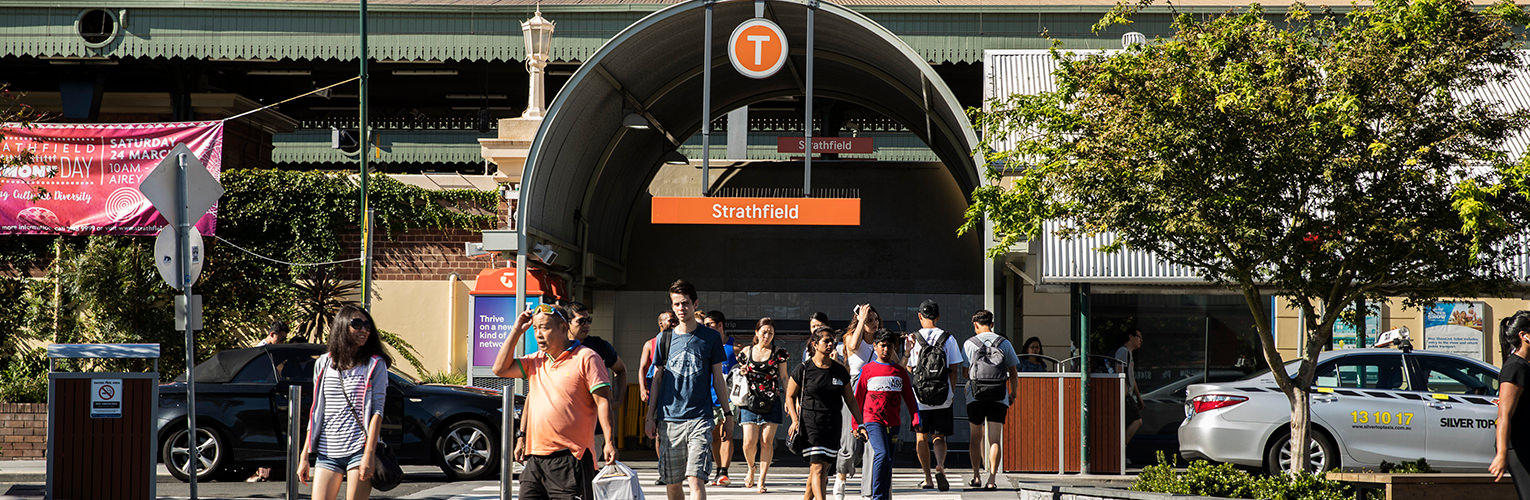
[532, 303, 570, 321]
[349, 318, 370, 329]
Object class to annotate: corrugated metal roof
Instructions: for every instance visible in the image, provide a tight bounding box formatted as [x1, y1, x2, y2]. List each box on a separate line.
[272, 129, 489, 164]
[1038, 223, 1205, 284]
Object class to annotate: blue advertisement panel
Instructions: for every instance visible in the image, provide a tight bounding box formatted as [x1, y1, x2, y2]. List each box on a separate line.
[1424, 301, 1486, 361]
[471, 295, 540, 367]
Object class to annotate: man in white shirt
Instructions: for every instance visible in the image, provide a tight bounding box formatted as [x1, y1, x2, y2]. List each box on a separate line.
[903, 299, 964, 491]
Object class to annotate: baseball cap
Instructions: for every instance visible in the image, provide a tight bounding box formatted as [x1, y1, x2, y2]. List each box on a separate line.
[918, 299, 940, 319]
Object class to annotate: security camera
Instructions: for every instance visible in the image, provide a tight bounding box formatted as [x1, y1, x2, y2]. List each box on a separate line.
[530, 242, 558, 265]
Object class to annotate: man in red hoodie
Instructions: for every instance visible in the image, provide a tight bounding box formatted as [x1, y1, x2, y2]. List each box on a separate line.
[853, 329, 920, 500]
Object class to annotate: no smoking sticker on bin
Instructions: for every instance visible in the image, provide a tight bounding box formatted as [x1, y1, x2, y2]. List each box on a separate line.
[729, 18, 788, 79]
[91, 379, 122, 418]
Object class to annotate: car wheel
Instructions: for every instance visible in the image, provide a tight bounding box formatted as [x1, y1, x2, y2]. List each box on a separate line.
[162, 426, 228, 482]
[436, 419, 497, 480]
[1265, 431, 1338, 475]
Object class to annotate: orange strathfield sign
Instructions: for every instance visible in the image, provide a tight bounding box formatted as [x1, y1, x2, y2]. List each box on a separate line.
[652, 197, 860, 225]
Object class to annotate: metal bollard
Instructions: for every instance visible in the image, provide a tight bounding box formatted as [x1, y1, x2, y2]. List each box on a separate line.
[287, 385, 301, 500]
[511, 388, 523, 500]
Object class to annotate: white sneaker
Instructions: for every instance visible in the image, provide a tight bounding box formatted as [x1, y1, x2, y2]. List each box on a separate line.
[833, 477, 845, 499]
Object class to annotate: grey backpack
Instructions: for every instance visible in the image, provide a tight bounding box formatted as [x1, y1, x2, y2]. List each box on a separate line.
[969, 337, 1009, 401]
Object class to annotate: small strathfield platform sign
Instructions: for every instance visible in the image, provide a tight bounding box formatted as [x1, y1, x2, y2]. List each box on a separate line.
[652, 197, 860, 225]
[776, 137, 874, 154]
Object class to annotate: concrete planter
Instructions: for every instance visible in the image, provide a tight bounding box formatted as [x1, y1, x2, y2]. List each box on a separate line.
[1018, 483, 1234, 500]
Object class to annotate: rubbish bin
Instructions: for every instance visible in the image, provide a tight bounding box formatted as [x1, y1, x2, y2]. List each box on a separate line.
[46, 343, 160, 500]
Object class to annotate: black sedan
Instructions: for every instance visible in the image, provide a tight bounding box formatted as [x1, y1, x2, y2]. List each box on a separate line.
[156, 343, 519, 482]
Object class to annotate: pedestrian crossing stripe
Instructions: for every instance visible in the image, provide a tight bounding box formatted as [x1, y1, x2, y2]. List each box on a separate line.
[464, 472, 970, 498]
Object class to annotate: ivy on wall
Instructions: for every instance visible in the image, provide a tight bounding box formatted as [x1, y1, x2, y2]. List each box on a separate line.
[0, 170, 498, 400]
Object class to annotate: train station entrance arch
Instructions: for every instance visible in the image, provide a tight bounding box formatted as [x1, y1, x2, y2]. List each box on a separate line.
[512, 0, 989, 295]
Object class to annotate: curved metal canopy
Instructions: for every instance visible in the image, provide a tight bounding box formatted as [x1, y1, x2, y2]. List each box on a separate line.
[519, 0, 982, 277]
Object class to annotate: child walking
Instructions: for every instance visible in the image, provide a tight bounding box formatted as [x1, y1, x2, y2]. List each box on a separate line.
[853, 329, 920, 500]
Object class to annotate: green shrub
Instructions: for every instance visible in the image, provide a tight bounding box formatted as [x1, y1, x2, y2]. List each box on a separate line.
[0, 347, 48, 403]
[419, 370, 467, 386]
[1134, 452, 1353, 500]
[1377, 458, 1435, 474]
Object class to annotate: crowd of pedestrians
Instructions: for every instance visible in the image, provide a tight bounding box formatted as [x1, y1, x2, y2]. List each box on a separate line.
[304, 276, 1129, 499]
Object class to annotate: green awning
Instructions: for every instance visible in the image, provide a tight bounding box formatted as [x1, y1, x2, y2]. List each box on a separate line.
[0, 1, 1190, 64]
[272, 129, 489, 164]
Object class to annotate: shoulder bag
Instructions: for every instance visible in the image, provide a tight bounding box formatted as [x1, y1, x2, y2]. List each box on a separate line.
[338, 357, 403, 491]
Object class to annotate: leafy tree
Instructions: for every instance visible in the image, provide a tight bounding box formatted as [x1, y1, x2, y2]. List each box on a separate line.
[967, 0, 1530, 474]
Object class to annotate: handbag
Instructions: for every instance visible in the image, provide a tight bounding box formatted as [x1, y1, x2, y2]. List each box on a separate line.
[786, 426, 808, 456]
[747, 389, 777, 414]
[337, 357, 404, 491]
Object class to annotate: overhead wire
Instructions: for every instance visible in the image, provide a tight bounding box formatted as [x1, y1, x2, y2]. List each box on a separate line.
[207, 234, 360, 267]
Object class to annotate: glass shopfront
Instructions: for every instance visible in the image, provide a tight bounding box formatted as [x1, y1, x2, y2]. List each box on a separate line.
[1084, 293, 1270, 464]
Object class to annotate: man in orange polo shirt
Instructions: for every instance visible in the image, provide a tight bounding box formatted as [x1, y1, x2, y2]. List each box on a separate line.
[492, 303, 617, 500]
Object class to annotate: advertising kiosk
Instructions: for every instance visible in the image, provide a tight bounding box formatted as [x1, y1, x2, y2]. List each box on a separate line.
[467, 267, 553, 388]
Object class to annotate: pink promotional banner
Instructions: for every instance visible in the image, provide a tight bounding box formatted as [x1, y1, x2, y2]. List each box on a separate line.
[0, 121, 223, 235]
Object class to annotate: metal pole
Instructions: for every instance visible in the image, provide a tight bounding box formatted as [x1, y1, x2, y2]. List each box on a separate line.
[701, 0, 713, 196]
[359, 0, 373, 310]
[1077, 283, 1090, 474]
[287, 385, 302, 500]
[501, 388, 515, 499]
[803, 2, 814, 197]
[179, 151, 199, 499]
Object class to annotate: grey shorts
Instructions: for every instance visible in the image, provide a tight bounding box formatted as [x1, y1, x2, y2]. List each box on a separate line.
[836, 406, 864, 474]
[657, 418, 714, 484]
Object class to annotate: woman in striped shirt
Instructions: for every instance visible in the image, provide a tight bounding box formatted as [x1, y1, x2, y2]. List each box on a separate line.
[298, 305, 392, 500]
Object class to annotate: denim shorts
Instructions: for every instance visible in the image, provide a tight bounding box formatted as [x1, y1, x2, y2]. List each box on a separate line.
[739, 401, 784, 425]
[315, 451, 367, 473]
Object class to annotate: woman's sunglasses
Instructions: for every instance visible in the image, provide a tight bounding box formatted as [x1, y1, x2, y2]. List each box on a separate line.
[350, 318, 370, 329]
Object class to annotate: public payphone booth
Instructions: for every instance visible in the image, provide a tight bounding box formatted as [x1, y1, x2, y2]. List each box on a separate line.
[467, 267, 554, 388]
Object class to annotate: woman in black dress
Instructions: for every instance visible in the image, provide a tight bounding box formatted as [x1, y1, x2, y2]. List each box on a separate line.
[786, 326, 862, 500]
[1492, 311, 1530, 499]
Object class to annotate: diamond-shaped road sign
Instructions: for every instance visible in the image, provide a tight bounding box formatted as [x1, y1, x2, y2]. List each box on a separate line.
[138, 143, 223, 289]
[138, 143, 223, 230]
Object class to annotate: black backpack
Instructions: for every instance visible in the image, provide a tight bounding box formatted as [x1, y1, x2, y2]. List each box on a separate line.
[911, 331, 953, 405]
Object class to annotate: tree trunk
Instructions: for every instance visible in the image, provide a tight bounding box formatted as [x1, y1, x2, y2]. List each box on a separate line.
[1288, 385, 1312, 474]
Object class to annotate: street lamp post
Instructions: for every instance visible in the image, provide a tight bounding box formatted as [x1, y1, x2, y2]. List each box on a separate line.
[521, 8, 554, 118]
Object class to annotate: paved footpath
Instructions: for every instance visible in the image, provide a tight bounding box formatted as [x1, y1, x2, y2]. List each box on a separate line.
[1, 459, 1136, 499]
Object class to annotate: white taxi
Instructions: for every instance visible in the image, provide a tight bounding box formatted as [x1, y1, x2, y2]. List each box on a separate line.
[1179, 348, 1500, 474]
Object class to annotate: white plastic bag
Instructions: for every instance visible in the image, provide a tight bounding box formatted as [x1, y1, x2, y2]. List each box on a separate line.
[593, 461, 645, 500]
[728, 365, 749, 407]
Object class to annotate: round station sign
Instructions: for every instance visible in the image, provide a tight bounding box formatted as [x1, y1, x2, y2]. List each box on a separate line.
[728, 18, 788, 79]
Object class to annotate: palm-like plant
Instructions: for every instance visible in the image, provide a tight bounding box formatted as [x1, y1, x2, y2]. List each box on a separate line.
[290, 266, 427, 375]
[291, 267, 359, 344]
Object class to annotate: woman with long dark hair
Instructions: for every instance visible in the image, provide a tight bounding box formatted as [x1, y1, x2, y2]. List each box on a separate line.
[833, 305, 880, 496]
[298, 306, 393, 500]
[787, 326, 861, 500]
[1493, 311, 1530, 498]
[1017, 337, 1048, 372]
